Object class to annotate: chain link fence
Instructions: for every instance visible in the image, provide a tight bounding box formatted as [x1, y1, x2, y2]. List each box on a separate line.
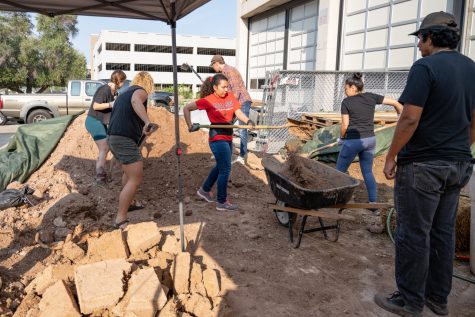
[256, 70, 409, 153]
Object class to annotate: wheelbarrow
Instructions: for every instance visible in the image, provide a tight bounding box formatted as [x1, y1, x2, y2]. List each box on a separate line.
[262, 155, 390, 248]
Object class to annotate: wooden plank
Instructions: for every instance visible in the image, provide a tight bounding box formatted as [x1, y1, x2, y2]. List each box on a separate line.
[268, 204, 356, 221]
[330, 203, 392, 209]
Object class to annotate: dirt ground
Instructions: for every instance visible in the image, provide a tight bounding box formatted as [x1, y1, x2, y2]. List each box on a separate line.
[0, 108, 474, 316]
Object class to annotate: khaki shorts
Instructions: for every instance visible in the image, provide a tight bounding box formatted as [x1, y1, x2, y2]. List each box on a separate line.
[108, 135, 142, 165]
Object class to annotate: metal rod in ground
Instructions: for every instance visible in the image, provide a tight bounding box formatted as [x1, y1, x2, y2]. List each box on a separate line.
[170, 15, 186, 253]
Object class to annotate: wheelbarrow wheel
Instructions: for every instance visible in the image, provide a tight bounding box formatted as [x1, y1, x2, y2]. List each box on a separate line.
[273, 200, 297, 227]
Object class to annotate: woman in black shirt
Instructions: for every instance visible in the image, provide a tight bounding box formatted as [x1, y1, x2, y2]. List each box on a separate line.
[107, 71, 155, 229]
[85, 70, 126, 184]
[336, 73, 402, 204]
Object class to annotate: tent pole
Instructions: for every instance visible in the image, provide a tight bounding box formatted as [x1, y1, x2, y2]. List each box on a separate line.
[170, 3, 186, 253]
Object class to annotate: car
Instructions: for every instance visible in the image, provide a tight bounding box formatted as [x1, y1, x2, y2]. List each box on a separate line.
[149, 91, 174, 112]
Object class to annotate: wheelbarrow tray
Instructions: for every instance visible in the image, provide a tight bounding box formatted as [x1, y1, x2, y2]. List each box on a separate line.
[262, 156, 359, 210]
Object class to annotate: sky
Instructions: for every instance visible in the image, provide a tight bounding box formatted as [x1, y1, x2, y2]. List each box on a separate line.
[69, 0, 237, 65]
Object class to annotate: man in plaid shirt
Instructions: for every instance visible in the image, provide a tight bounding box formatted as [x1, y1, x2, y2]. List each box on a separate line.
[211, 55, 252, 164]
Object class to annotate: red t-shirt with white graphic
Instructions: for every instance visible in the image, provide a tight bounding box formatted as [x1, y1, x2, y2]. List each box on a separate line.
[196, 92, 241, 142]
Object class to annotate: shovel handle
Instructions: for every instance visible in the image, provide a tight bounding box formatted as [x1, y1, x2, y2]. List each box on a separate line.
[199, 124, 295, 129]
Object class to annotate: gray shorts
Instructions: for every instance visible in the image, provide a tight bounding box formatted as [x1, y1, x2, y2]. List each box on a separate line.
[108, 135, 142, 165]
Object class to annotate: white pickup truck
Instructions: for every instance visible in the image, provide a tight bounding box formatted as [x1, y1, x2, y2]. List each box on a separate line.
[0, 80, 105, 124]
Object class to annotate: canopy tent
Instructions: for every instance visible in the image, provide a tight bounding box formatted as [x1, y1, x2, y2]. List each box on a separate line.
[0, 0, 212, 251]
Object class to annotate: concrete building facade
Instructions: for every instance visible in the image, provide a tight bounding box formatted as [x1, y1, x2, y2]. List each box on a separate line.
[237, 0, 475, 99]
[91, 30, 236, 92]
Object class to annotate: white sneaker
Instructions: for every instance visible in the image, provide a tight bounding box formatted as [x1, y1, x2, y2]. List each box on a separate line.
[232, 156, 245, 165]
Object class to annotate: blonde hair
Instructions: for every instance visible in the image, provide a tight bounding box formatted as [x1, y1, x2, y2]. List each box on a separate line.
[131, 71, 154, 95]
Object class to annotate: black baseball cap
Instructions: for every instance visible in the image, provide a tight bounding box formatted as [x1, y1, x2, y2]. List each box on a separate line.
[410, 11, 458, 36]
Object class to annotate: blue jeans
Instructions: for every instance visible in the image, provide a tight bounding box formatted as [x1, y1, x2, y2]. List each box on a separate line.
[336, 136, 377, 202]
[202, 140, 232, 203]
[238, 100, 252, 158]
[394, 160, 473, 310]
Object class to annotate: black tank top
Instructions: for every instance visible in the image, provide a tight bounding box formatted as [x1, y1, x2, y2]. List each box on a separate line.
[108, 85, 147, 144]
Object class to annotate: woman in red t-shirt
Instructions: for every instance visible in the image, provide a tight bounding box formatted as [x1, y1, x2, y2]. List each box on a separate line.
[184, 74, 254, 211]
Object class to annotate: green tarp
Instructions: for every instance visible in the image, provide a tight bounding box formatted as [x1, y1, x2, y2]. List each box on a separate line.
[299, 123, 475, 162]
[299, 124, 396, 162]
[0, 114, 78, 191]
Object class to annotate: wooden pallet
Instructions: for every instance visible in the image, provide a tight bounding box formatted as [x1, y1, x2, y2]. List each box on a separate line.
[301, 114, 336, 127]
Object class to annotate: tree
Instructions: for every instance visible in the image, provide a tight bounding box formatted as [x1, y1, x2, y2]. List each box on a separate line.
[0, 13, 32, 93]
[0, 13, 86, 93]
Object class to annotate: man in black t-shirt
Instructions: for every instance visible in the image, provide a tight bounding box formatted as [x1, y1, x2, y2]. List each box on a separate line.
[376, 12, 475, 317]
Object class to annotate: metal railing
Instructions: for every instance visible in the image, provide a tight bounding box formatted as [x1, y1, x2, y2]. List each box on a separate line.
[256, 70, 409, 153]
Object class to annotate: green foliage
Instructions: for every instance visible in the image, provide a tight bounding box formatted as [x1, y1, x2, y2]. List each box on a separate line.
[161, 85, 193, 99]
[0, 13, 86, 93]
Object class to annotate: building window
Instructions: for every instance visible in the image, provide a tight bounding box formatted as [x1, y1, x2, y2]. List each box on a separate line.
[105, 42, 130, 51]
[341, 0, 463, 70]
[134, 64, 195, 72]
[135, 44, 171, 53]
[134, 64, 170, 72]
[134, 44, 193, 54]
[248, 10, 286, 90]
[196, 66, 216, 73]
[106, 63, 130, 71]
[177, 46, 194, 54]
[98, 63, 102, 72]
[197, 47, 236, 56]
[97, 44, 102, 54]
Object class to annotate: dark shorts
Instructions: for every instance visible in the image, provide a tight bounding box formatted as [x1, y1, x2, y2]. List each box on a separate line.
[85, 115, 107, 141]
[108, 135, 142, 165]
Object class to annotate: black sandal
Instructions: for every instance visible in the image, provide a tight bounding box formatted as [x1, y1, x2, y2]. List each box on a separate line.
[112, 219, 129, 230]
[128, 205, 144, 212]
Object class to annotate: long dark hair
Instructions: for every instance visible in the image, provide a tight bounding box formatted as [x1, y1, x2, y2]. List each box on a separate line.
[345, 72, 364, 92]
[110, 70, 126, 87]
[200, 73, 228, 98]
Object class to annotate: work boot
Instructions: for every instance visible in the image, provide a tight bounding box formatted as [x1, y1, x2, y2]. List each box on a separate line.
[374, 291, 422, 317]
[425, 297, 448, 316]
[216, 200, 238, 211]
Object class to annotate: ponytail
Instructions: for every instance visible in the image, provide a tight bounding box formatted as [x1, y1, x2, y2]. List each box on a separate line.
[200, 73, 228, 98]
[345, 72, 364, 92]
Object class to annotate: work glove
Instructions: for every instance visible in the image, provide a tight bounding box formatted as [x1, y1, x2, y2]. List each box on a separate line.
[246, 119, 256, 128]
[189, 123, 200, 132]
[337, 137, 345, 146]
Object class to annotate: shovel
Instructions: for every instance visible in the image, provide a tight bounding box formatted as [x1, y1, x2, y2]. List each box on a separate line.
[197, 123, 298, 130]
[137, 123, 159, 146]
[181, 63, 203, 83]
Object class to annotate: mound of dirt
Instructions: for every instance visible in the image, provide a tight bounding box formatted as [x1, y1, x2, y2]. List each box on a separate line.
[0, 108, 221, 315]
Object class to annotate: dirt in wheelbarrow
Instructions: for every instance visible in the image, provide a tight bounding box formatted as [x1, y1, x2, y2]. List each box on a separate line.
[280, 154, 352, 189]
[0, 108, 473, 316]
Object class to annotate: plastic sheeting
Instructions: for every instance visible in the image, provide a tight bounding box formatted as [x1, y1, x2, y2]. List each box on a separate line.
[300, 124, 475, 162]
[0, 115, 77, 191]
[300, 124, 396, 162]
